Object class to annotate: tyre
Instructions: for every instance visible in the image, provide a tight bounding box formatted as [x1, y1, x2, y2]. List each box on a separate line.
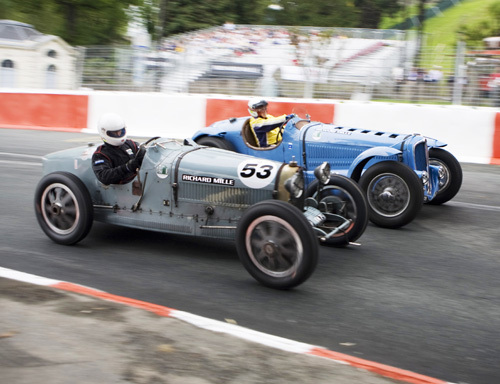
[359, 162, 424, 229]
[34, 172, 93, 245]
[236, 200, 318, 289]
[305, 175, 368, 247]
[196, 136, 235, 151]
[427, 148, 463, 205]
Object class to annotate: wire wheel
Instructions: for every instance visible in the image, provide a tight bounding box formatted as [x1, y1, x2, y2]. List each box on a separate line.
[236, 200, 318, 289]
[35, 172, 93, 245]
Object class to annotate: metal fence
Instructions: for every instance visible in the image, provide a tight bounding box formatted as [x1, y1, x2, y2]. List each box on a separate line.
[390, 0, 464, 30]
[6, 25, 500, 108]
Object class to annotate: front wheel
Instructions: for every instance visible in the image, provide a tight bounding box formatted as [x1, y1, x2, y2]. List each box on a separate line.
[305, 175, 368, 247]
[34, 172, 93, 245]
[359, 162, 424, 229]
[427, 148, 462, 205]
[236, 200, 318, 289]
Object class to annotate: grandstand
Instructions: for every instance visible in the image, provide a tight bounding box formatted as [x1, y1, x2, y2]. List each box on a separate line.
[3, 14, 497, 107]
[154, 25, 409, 99]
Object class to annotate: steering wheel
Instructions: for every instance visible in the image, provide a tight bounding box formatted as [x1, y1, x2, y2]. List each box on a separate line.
[277, 115, 294, 143]
[141, 136, 161, 148]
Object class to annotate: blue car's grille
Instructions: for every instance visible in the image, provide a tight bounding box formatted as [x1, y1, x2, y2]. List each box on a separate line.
[414, 141, 428, 171]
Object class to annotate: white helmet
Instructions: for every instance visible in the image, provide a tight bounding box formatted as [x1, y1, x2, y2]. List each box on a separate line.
[248, 98, 268, 117]
[97, 113, 127, 146]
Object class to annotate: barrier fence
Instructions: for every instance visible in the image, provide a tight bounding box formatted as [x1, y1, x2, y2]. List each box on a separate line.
[1, 91, 499, 165]
[3, 25, 500, 108]
[76, 39, 500, 108]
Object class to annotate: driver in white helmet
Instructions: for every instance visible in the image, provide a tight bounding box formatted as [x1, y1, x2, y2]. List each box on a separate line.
[248, 98, 292, 147]
[92, 113, 145, 185]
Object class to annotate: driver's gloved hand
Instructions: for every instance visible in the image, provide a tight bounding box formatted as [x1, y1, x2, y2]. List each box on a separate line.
[126, 157, 140, 172]
[135, 146, 146, 164]
[126, 147, 146, 172]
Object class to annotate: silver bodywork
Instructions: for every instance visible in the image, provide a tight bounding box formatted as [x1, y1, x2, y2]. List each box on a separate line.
[42, 139, 305, 240]
[36, 138, 370, 289]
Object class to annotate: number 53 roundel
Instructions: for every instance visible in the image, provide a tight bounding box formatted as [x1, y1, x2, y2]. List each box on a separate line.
[238, 159, 278, 189]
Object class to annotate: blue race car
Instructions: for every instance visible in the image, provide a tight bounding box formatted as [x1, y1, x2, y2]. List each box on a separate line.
[193, 114, 462, 229]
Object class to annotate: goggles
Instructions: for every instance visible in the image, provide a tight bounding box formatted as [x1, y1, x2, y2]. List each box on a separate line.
[107, 127, 126, 138]
[251, 101, 268, 110]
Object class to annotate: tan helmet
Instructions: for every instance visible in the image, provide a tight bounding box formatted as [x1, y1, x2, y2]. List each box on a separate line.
[248, 98, 268, 117]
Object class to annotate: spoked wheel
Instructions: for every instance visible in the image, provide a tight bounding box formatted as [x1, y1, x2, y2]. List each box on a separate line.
[236, 200, 318, 289]
[34, 172, 93, 245]
[306, 175, 368, 247]
[359, 162, 424, 229]
[427, 148, 463, 205]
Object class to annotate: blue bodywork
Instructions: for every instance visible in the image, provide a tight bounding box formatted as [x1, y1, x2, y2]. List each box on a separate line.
[193, 116, 447, 202]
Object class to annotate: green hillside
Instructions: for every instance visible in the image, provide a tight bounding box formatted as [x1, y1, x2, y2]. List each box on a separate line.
[382, 0, 499, 70]
[423, 0, 498, 49]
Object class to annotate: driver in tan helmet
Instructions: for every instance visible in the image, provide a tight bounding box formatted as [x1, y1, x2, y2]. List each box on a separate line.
[247, 98, 292, 147]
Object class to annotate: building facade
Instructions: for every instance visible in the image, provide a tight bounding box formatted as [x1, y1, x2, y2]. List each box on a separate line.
[0, 20, 79, 89]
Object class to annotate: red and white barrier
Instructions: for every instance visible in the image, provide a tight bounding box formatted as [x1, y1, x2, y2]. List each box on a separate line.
[0, 90, 88, 132]
[1, 90, 499, 164]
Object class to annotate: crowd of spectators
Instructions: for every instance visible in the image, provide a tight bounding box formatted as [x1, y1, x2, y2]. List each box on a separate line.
[159, 25, 293, 58]
[140, 23, 500, 106]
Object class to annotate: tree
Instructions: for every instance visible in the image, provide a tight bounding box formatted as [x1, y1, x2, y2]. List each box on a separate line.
[0, 0, 18, 19]
[414, 0, 428, 67]
[0, 0, 421, 46]
[147, 0, 268, 40]
[354, 0, 402, 29]
[270, 0, 358, 28]
[0, 0, 140, 45]
[142, 0, 361, 42]
[459, 0, 500, 46]
[56, 0, 143, 45]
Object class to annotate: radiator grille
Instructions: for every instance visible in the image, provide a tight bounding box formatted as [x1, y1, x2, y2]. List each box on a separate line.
[179, 182, 271, 207]
[414, 141, 429, 171]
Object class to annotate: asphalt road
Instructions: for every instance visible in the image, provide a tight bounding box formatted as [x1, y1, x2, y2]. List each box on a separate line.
[1, 128, 499, 384]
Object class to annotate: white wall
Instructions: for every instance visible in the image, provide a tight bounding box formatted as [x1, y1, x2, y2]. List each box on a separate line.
[333, 101, 497, 164]
[85, 92, 207, 139]
[1, 89, 498, 164]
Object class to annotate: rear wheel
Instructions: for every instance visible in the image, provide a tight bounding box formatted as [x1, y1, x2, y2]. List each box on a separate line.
[196, 136, 234, 151]
[359, 162, 423, 229]
[306, 175, 368, 247]
[34, 172, 93, 245]
[427, 148, 462, 205]
[236, 200, 318, 289]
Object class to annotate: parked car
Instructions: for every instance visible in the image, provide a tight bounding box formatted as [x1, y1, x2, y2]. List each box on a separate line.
[193, 114, 462, 229]
[34, 137, 368, 290]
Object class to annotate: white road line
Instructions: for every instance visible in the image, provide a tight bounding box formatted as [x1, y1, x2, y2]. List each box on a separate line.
[0, 160, 42, 166]
[0, 267, 60, 285]
[0, 152, 42, 159]
[447, 201, 500, 212]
